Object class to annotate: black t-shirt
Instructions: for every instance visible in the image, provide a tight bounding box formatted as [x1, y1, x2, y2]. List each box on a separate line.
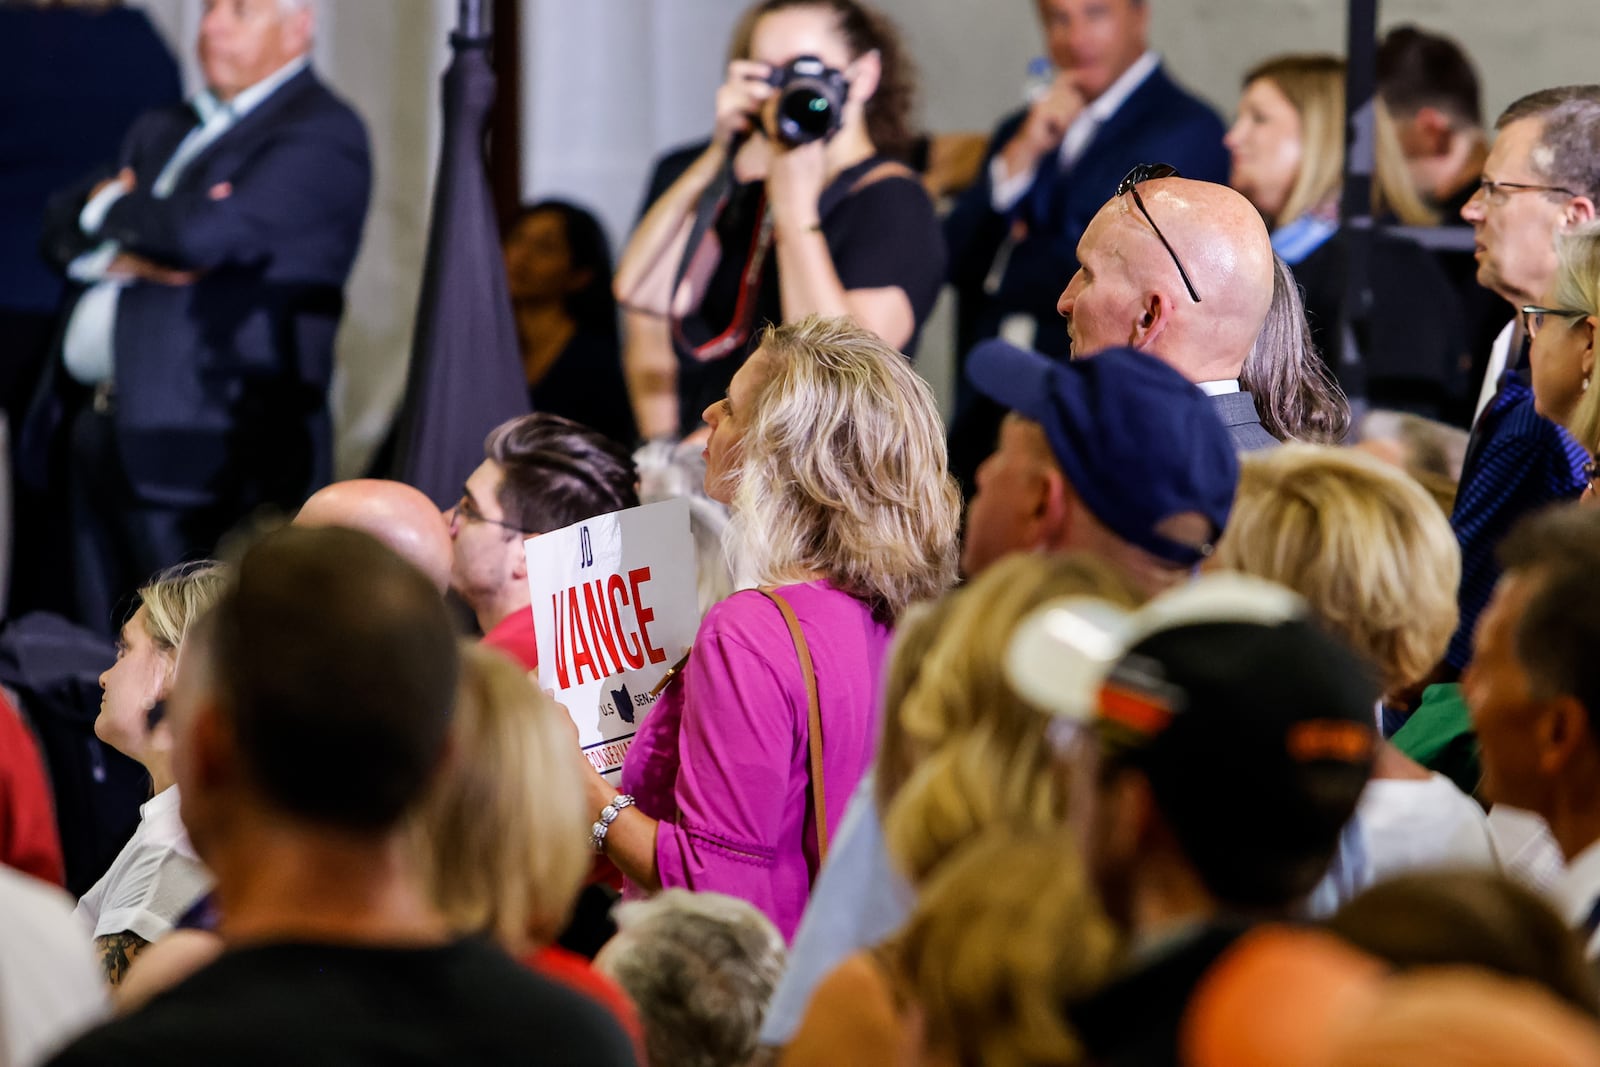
[673, 154, 947, 434]
[46, 938, 638, 1067]
[1068, 921, 1251, 1067]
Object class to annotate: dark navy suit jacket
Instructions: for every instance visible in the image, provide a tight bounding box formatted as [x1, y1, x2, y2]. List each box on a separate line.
[945, 65, 1230, 359]
[32, 66, 371, 511]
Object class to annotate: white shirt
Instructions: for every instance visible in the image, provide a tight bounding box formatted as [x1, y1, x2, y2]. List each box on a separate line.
[1195, 378, 1242, 396]
[61, 56, 311, 386]
[75, 785, 211, 943]
[0, 867, 108, 1067]
[1488, 803, 1567, 895]
[989, 50, 1162, 213]
[1555, 837, 1600, 959]
[1473, 319, 1518, 421]
[1306, 773, 1498, 917]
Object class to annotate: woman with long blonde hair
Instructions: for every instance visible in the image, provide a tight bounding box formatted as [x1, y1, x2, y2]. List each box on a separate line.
[1226, 54, 1470, 419]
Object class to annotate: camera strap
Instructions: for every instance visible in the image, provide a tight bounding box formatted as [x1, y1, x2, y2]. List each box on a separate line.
[670, 146, 776, 364]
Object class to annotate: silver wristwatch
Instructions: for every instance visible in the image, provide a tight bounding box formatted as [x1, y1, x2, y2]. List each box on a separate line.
[591, 794, 637, 853]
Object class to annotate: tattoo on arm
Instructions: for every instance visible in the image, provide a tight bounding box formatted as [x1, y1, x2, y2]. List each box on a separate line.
[96, 931, 150, 987]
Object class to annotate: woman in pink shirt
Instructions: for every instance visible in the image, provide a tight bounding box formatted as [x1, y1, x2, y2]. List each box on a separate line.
[586, 315, 960, 939]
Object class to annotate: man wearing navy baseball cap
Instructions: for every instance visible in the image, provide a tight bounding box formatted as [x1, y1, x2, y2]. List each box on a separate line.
[961, 338, 1239, 595]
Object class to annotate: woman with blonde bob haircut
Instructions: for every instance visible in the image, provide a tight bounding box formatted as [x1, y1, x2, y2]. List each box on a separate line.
[784, 830, 1119, 1067]
[77, 561, 230, 985]
[1212, 444, 1495, 914]
[1226, 54, 1469, 416]
[589, 315, 961, 942]
[415, 643, 639, 1031]
[759, 552, 1142, 1050]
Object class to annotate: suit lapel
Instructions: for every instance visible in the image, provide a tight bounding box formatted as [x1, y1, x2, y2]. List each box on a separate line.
[164, 67, 320, 193]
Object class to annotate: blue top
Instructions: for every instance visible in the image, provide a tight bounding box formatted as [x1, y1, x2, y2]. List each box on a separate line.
[757, 775, 915, 1047]
[1447, 368, 1588, 669]
[0, 7, 181, 313]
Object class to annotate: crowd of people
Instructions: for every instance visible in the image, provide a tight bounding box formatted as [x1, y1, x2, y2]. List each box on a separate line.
[7, 0, 1600, 1064]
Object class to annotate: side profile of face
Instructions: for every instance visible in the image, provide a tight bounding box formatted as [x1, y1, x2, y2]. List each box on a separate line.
[1225, 77, 1304, 224]
[1059, 203, 1154, 356]
[445, 460, 527, 618]
[198, 0, 312, 103]
[1463, 573, 1548, 813]
[961, 416, 1059, 577]
[96, 606, 173, 766]
[702, 348, 772, 506]
[1462, 118, 1570, 306]
[1527, 293, 1598, 427]
[1036, 0, 1150, 103]
[504, 211, 582, 306]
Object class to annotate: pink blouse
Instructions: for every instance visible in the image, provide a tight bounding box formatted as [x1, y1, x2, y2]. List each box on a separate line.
[619, 582, 892, 941]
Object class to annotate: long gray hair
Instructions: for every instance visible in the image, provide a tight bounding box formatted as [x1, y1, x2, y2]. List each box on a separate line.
[1240, 253, 1352, 443]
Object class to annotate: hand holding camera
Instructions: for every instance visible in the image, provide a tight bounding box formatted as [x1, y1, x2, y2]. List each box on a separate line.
[715, 55, 850, 151]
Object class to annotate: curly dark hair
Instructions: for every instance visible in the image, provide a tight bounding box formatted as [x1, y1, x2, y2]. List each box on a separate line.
[749, 0, 919, 161]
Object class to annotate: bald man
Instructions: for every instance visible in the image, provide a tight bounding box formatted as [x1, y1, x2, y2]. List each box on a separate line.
[294, 480, 453, 594]
[1058, 175, 1282, 450]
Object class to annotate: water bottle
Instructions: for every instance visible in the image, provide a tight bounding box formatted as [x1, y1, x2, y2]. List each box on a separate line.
[1024, 56, 1055, 104]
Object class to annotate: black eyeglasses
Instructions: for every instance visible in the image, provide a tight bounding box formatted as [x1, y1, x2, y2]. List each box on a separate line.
[1117, 163, 1201, 303]
[1522, 304, 1591, 340]
[451, 492, 536, 536]
[1477, 178, 1578, 205]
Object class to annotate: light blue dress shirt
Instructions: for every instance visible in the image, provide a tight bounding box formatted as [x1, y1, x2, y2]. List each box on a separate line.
[61, 57, 310, 387]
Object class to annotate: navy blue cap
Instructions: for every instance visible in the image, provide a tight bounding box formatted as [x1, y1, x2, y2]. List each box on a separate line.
[967, 340, 1240, 567]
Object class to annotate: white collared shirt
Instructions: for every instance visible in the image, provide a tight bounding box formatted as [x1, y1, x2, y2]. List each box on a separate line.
[990, 50, 1162, 212]
[74, 785, 211, 942]
[1473, 318, 1518, 421]
[61, 56, 312, 386]
[1194, 378, 1242, 396]
[1555, 836, 1600, 959]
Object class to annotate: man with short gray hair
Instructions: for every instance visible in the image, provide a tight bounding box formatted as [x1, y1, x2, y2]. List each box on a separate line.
[32, 0, 371, 634]
[1443, 85, 1600, 678]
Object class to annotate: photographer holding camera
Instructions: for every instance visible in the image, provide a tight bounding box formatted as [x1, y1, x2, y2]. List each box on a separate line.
[614, 0, 945, 438]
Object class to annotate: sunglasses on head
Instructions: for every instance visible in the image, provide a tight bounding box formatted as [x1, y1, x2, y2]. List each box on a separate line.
[1116, 163, 1201, 303]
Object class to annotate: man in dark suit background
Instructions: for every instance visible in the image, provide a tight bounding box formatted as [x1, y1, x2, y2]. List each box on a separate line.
[30, 0, 371, 633]
[943, 0, 1230, 491]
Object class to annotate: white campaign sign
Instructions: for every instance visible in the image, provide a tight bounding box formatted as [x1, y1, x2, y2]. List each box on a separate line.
[525, 498, 700, 782]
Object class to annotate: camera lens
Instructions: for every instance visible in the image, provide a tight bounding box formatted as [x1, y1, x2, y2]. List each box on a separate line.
[777, 85, 835, 143]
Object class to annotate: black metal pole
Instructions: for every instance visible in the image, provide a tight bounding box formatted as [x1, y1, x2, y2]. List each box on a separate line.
[1335, 0, 1380, 413]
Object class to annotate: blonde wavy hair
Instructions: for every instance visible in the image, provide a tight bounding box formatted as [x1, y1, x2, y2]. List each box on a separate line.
[725, 316, 961, 623]
[1553, 220, 1600, 453]
[889, 829, 1118, 1067]
[1212, 444, 1460, 694]
[136, 561, 231, 661]
[413, 643, 590, 948]
[1246, 54, 1437, 229]
[879, 553, 1143, 886]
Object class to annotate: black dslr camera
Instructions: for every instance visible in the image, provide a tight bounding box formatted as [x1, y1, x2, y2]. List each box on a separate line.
[763, 55, 848, 146]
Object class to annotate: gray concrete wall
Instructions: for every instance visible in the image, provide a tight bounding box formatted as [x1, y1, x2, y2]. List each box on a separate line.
[127, 0, 1600, 466]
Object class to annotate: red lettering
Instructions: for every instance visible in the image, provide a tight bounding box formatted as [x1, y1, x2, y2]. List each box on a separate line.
[567, 587, 602, 684]
[608, 574, 645, 670]
[550, 593, 570, 689]
[584, 579, 624, 676]
[629, 567, 668, 665]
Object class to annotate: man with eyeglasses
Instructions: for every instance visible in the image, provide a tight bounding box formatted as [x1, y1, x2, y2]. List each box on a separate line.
[444, 413, 638, 671]
[1441, 87, 1600, 687]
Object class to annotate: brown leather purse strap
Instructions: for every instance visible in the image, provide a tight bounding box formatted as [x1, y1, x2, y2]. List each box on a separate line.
[757, 587, 829, 866]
